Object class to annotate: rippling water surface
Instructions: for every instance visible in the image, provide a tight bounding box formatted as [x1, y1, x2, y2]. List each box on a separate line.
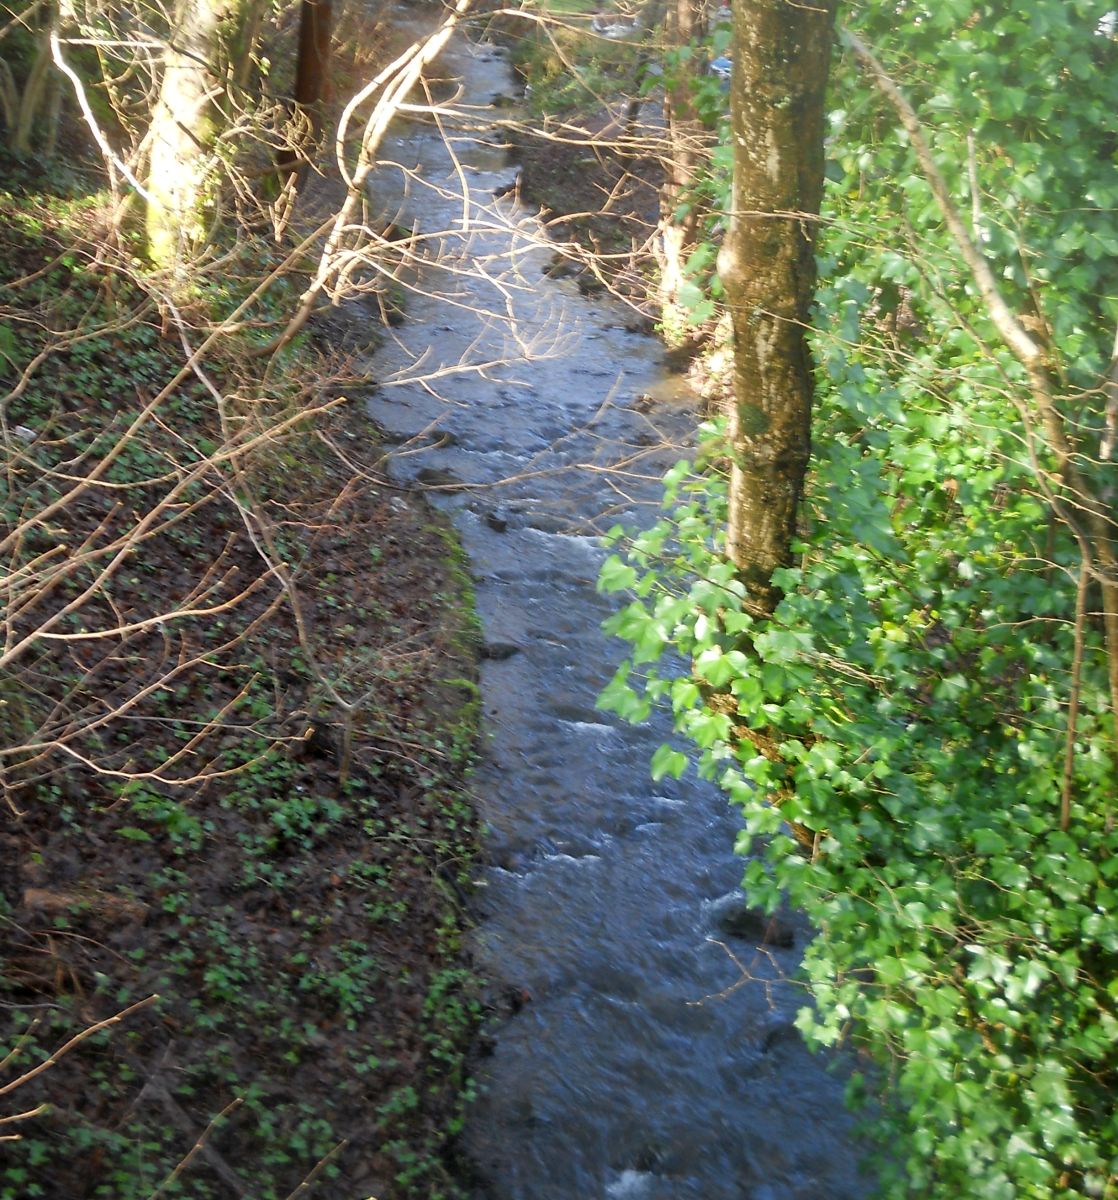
[364, 30, 868, 1200]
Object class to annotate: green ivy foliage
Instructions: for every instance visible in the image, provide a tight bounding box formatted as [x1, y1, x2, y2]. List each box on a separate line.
[599, 2, 1118, 1195]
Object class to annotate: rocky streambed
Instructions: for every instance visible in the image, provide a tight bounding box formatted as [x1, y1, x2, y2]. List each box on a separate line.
[364, 27, 869, 1200]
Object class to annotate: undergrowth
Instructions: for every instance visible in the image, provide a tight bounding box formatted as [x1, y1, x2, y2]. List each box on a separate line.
[0, 158, 484, 1200]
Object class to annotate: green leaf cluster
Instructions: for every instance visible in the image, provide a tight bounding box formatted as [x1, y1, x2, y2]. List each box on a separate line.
[599, 3, 1118, 1194]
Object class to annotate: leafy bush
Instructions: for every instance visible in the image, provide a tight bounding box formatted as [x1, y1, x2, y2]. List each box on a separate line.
[599, 2, 1118, 1194]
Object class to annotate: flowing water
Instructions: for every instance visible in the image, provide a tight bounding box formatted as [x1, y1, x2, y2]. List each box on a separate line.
[364, 28, 869, 1200]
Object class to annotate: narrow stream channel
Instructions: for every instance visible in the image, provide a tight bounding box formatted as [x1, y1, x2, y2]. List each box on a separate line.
[364, 28, 869, 1200]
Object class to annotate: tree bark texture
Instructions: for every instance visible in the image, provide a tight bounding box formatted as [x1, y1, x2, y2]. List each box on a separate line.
[718, 0, 838, 610]
[8, 4, 54, 156]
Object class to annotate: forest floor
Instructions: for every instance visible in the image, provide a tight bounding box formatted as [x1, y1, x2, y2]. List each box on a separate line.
[0, 111, 486, 1200]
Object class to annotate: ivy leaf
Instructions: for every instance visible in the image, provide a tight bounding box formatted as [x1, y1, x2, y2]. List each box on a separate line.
[650, 744, 688, 781]
[598, 554, 638, 593]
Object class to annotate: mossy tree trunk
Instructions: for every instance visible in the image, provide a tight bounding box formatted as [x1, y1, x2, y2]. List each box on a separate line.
[3, 0, 62, 158]
[718, 0, 838, 611]
[145, 0, 246, 277]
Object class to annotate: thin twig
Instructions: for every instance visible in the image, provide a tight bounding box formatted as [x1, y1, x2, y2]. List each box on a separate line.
[0, 1102, 48, 1127]
[146, 1097, 244, 1200]
[0, 995, 158, 1097]
[282, 1139, 350, 1200]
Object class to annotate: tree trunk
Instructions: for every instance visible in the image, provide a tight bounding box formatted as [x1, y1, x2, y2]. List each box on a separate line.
[278, 0, 333, 175]
[231, 0, 270, 90]
[146, 0, 240, 277]
[622, 0, 667, 135]
[718, 0, 838, 611]
[293, 0, 332, 112]
[11, 8, 53, 156]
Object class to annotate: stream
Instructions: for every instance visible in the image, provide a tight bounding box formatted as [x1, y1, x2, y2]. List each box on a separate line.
[363, 27, 869, 1200]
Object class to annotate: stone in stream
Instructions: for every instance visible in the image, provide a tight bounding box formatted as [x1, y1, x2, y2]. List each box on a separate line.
[662, 339, 703, 373]
[709, 893, 796, 947]
[485, 509, 509, 532]
[760, 1022, 802, 1055]
[415, 466, 465, 490]
[480, 640, 522, 661]
[521, 511, 578, 534]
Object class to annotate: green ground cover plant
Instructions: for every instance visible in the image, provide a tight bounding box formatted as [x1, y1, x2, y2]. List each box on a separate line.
[0, 124, 484, 1200]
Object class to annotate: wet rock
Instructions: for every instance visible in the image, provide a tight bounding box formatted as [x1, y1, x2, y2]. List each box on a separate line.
[505, 983, 532, 1012]
[710, 894, 795, 947]
[481, 640, 522, 661]
[625, 316, 656, 335]
[662, 341, 701, 373]
[523, 511, 577, 534]
[551, 700, 604, 724]
[760, 1022, 801, 1054]
[633, 1144, 666, 1172]
[415, 466, 465, 490]
[485, 509, 509, 532]
[487, 844, 518, 872]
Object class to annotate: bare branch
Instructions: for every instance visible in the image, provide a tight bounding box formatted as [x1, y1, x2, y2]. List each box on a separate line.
[0, 994, 158, 1098]
[145, 1097, 244, 1200]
